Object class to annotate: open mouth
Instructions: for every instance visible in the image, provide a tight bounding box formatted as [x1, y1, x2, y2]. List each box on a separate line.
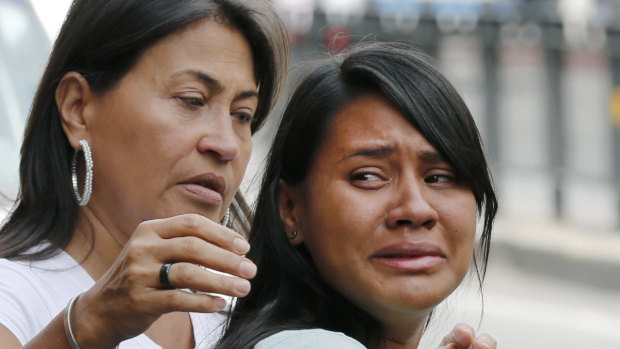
[180, 172, 227, 205]
[195, 181, 219, 193]
[181, 173, 226, 196]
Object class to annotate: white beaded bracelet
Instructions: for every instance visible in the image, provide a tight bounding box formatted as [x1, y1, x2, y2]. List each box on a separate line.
[64, 294, 119, 349]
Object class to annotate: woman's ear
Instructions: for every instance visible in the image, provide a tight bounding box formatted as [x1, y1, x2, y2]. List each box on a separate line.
[56, 72, 94, 149]
[278, 179, 304, 245]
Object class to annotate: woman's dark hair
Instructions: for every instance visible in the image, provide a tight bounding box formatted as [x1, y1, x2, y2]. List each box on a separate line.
[217, 42, 498, 348]
[0, 0, 289, 260]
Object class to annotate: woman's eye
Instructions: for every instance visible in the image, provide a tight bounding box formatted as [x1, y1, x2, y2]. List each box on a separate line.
[350, 172, 388, 189]
[352, 173, 381, 182]
[234, 111, 254, 124]
[177, 96, 205, 108]
[425, 174, 456, 185]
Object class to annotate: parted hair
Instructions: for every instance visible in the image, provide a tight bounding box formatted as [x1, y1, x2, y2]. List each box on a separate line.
[216, 42, 498, 348]
[0, 0, 289, 260]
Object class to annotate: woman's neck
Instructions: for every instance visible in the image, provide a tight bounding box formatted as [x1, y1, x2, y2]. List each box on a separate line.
[380, 314, 428, 349]
[64, 207, 126, 280]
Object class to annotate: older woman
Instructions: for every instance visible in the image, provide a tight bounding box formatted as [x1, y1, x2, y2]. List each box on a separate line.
[217, 43, 498, 349]
[0, 0, 288, 348]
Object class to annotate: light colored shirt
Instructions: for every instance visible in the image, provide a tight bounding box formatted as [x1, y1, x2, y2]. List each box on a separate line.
[0, 245, 226, 348]
[255, 329, 366, 349]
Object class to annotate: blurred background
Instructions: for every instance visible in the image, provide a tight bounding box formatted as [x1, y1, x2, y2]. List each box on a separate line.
[1, 0, 619, 348]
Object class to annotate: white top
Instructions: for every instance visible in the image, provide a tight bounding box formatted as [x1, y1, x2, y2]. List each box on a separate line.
[0, 246, 226, 348]
[255, 329, 366, 349]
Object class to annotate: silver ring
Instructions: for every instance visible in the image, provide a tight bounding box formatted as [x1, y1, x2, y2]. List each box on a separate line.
[159, 262, 175, 289]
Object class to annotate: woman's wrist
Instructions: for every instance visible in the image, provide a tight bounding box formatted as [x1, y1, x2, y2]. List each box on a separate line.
[63, 295, 81, 349]
[64, 292, 120, 349]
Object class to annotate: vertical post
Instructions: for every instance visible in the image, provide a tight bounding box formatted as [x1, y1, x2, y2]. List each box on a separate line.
[414, 4, 440, 58]
[543, 20, 565, 220]
[480, 7, 500, 167]
[609, 26, 620, 229]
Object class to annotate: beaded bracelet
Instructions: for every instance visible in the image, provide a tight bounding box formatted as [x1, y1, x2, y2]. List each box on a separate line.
[64, 294, 119, 349]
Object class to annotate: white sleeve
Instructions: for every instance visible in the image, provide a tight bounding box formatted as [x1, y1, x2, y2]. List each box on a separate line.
[255, 329, 367, 349]
[0, 261, 54, 344]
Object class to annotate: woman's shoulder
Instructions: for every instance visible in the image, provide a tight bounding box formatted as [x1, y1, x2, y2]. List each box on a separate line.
[254, 328, 366, 349]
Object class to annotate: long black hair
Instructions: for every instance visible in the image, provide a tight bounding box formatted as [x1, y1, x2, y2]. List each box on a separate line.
[216, 42, 498, 348]
[0, 0, 289, 260]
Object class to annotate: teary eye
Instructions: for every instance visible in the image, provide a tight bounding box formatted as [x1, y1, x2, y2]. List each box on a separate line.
[424, 173, 458, 186]
[350, 170, 389, 190]
[352, 173, 382, 182]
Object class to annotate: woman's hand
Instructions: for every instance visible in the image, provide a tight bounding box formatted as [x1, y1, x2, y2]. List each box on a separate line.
[438, 323, 497, 349]
[70, 214, 255, 348]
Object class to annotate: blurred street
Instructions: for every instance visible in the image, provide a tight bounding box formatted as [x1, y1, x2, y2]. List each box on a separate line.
[419, 244, 620, 349]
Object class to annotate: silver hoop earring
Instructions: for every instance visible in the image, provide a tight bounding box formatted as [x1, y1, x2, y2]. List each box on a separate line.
[72, 139, 93, 206]
[221, 209, 230, 227]
[287, 231, 298, 240]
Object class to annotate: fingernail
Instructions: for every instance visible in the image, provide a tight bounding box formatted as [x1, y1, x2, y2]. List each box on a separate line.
[233, 238, 250, 254]
[213, 298, 227, 311]
[239, 260, 257, 278]
[454, 330, 470, 346]
[234, 279, 251, 295]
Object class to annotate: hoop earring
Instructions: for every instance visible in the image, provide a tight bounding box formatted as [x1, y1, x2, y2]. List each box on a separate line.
[72, 139, 93, 206]
[221, 209, 230, 227]
[287, 231, 298, 240]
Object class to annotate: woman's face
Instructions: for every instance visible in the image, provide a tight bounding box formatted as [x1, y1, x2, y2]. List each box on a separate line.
[282, 94, 477, 334]
[85, 19, 257, 235]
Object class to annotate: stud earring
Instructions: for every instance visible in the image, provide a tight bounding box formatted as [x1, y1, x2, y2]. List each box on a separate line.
[71, 139, 93, 206]
[287, 231, 298, 240]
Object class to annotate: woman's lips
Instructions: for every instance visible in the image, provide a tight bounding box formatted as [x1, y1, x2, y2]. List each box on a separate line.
[179, 172, 226, 206]
[371, 242, 446, 272]
[182, 183, 223, 206]
[372, 255, 445, 271]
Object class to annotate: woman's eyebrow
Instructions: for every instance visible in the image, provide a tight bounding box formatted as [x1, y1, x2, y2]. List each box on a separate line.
[338, 146, 395, 163]
[171, 69, 258, 100]
[418, 150, 447, 164]
[173, 69, 223, 92]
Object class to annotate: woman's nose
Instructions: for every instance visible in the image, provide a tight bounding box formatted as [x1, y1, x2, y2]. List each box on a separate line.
[386, 179, 438, 230]
[196, 111, 241, 161]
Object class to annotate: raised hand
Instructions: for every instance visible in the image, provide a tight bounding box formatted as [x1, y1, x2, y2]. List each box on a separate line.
[438, 323, 497, 349]
[69, 214, 255, 348]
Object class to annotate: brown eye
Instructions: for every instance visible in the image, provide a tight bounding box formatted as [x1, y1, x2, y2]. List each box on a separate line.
[233, 111, 254, 124]
[352, 173, 381, 182]
[178, 96, 204, 107]
[350, 171, 389, 190]
[425, 174, 458, 186]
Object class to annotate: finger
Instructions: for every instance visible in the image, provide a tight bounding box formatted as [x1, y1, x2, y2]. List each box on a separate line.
[472, 333, 497, 349]
[437, 345, 456, 349]
[146, 214, 250, 254]
[439, 323, 474, 348]
[158, 236, 257, 279]
[151, 289, 231, 314]
[165, 262, 252, 297]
